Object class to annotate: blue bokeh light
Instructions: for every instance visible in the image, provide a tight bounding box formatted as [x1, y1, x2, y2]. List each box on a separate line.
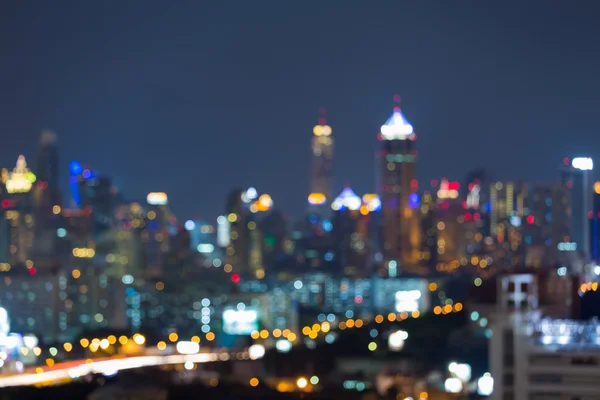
[69, 160, 83, 176]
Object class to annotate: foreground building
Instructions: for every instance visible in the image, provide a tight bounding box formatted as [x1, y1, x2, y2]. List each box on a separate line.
[470, 270, 594, 400]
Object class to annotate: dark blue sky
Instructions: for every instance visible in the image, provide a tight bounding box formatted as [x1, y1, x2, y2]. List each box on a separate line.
[1, 1, 600, 221]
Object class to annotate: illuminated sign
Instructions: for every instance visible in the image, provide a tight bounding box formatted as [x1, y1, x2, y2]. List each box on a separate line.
[223, 308, 258, 335]
[147, 192, 168, 205]
[176, 341, 200, 355]
[217, 216, 230, 247]
[72, 248, 96, 258]
[557, 242, 577, 251]
[308, 193, 327, 205]
[572, 157, 593, 171]
[0, 307, 9, 337]
[196, 244, 215, 253]
[395, 290, 422, 312]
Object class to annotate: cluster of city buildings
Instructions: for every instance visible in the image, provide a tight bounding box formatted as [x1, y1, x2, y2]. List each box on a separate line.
[0, 103, 599, 397]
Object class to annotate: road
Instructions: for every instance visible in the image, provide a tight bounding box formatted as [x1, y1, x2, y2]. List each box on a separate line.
[0, 351, 230, 388]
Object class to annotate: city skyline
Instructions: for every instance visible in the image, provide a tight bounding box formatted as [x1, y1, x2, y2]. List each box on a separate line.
[2, 1, 600, 220]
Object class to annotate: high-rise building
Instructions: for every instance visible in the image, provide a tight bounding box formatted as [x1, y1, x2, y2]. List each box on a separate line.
[223, 187, 272, 278]
[0, 156, 36, 266]
[590, 182, 600, 262]
[377, 103, 421, 273]
[67, 162, 117, 237]
[225, 188, 249, 276]
[308, 109, 334, 216]
[330, 188, 381, 277]
[559, 157, 593, 259]
[435, 179, 467, 273]
[526, 183, 571, 267]
[33, 131, 60, 231]
[489, 181, 530, 268]
[144, 192, 177, 279]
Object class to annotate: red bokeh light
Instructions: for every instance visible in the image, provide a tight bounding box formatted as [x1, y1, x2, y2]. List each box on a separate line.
[563, 157, 570, 166]
[355, 295, 363, 304]
[29, 267, 37, 276]
[318, 117, 327, 125]
[231, 274, 240, 283]
[448, 182, 460, 190]
[393, 94, 401, 103]
[527, 215, 534, 224]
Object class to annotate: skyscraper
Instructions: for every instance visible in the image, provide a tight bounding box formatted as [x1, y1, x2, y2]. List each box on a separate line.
[308, 108, 334, 215]
[377, 101, 421, 273]
[559, 157, 593, 259]
[1, 155, 36, 266]
[35, 131, 59, 193]
[33, 131, 60, 226]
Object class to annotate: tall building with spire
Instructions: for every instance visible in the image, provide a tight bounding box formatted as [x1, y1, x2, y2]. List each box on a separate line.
[377, 99, 421, 273]
[308, 108, 334, 216]
[1, 155, 37, 265]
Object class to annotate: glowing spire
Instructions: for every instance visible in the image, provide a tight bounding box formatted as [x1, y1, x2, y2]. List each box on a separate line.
[5, 155, 36, 193]
[332, 187, 361, 211]
[313, 107, 332, 137]
[380, 108, 414, 140]
[380, 95, 414, 140]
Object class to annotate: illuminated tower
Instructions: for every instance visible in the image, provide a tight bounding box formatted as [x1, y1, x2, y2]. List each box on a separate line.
[1, 155, 36, 265]
[377, 98, 421, 273]
[308, 108, 334, 214]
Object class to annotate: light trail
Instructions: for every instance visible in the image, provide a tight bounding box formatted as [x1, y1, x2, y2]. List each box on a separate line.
[0, 352, 223, 388]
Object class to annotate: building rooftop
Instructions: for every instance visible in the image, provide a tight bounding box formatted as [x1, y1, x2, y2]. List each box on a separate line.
[531, 317, 600, 349]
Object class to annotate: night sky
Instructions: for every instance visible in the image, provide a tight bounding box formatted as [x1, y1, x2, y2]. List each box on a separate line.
[2, 1, 600, 221]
